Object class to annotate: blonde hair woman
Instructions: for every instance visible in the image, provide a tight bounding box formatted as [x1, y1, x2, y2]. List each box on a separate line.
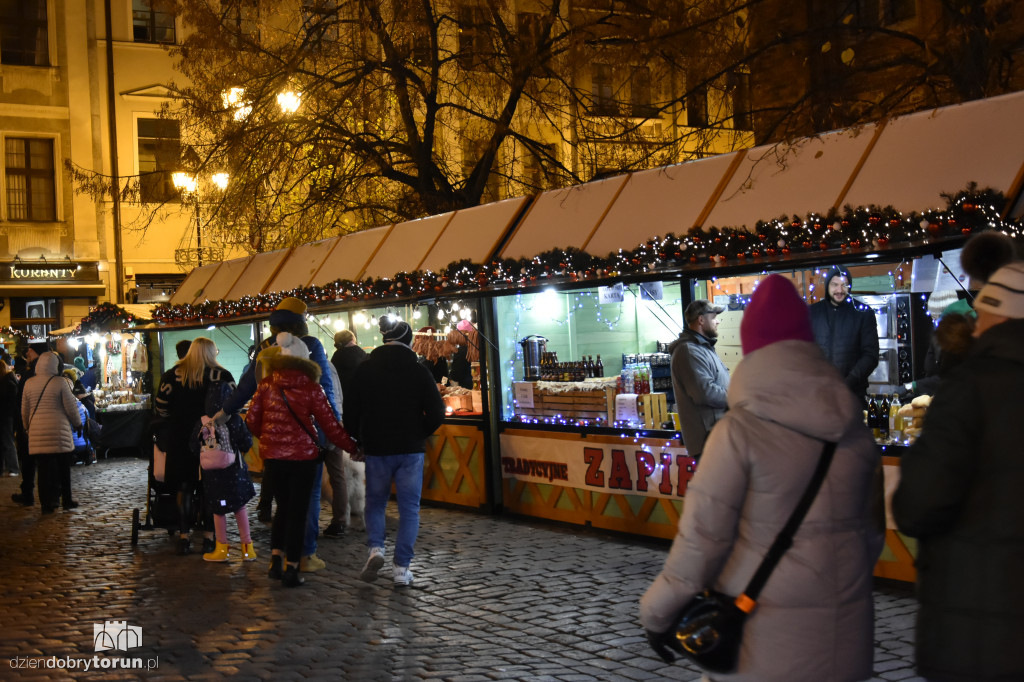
[154, 338, 235, 555]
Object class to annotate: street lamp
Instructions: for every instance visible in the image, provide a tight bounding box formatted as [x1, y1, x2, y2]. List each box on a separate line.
[172, 170, 227, 268]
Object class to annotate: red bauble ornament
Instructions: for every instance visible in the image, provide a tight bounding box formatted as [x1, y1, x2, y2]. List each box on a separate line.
[802, 240, 812, 249]
[878, 237, 889, 246]
[961, 228, 972, 235]
[820, 242, 829, 250]
[850, 239, 861, 249]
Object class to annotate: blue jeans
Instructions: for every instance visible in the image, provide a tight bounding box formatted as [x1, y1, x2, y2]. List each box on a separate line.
[364, 453, 423, 568]
[302, 461, 323, 556]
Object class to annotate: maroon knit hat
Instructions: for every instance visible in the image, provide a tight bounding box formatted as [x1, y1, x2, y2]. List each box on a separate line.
[740, 274, 814, 355]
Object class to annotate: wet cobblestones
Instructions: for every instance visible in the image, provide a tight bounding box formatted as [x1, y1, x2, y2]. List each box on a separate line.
[1, 457, 922, 681]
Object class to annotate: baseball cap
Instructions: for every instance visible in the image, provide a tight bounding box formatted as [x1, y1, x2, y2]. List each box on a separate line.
[684, 300, 726, 326]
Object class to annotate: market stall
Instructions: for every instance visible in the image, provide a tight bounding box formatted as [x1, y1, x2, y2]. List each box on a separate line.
[50, 303, 158, 457]
[152, 91, 1024, 583]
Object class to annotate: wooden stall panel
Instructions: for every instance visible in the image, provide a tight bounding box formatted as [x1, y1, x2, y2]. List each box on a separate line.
[422, 423, 487, 509]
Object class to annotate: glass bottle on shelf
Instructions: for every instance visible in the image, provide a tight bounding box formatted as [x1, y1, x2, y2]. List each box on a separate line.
[868, 395, 880, 439]
[878, 394, 890, 440]
[889, 393, 902, 441]
[595, 355, 604, 378]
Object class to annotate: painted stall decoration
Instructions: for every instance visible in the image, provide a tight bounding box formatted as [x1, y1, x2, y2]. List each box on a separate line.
[499, 429, 696, 538]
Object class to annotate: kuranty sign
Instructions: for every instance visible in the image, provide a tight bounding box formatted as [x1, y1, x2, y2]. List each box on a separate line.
[0, 262, 99, 284]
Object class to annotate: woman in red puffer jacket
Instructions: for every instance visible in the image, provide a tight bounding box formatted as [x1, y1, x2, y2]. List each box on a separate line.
[246, 333, 357, 587]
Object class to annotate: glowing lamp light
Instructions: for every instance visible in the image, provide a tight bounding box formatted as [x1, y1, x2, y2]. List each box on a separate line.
[277, 90, 301, 114]
[171, 172, 197, 194]
[211, 172, 229, 190]
[333, 318, 347, 331]
[353, 311, 367, 326]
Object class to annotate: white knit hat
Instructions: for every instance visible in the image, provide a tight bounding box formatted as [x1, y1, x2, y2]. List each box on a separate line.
[975, 261, 1024, 319]
[275, 332, 310, 360]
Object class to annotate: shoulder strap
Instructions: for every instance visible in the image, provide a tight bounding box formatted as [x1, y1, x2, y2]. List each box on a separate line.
[277, 388, 318, 448]
[740, 440, 837, 605]
[26, 376, 57, 430]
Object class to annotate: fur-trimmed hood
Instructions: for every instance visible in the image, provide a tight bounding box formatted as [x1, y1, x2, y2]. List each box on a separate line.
[261, 352, 321, 384]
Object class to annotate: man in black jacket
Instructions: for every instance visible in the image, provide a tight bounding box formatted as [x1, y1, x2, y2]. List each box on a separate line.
[893, 261, 1024, 682]
[809, 267, 878, 405]
[345, 319, 445, 587]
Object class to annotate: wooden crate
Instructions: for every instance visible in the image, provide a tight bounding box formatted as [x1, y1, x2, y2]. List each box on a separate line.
[517, 384, 614, 422]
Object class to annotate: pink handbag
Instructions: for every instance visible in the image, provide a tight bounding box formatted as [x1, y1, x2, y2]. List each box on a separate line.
[199, 417, 236, 471]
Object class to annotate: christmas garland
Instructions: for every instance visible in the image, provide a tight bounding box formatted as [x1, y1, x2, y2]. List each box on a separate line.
[153, 185, 1022, 324]
[75, 302, 151, 335]
[0, 326, 31, 342]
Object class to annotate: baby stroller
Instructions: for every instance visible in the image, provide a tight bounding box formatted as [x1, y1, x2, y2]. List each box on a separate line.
[130, 436, 201, 547]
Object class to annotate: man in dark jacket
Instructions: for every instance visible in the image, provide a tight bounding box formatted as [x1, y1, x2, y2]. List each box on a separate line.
[330, 329, 366, 401]
[669, 300, 730, 459]
[345, 319, 445, 587]
[809, 267, 878, 404]
[893, 261, 1024, 682]
[11, 340, 49, 506]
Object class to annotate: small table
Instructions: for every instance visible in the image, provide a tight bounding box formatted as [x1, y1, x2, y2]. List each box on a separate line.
[96, 408, 151, 457]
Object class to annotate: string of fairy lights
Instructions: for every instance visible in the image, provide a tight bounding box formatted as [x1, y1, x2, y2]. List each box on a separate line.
[151, 185, 1019, 325]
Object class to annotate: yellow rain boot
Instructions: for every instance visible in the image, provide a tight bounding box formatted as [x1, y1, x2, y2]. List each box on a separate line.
[241, 542, 258, 561]
[203, 541, 230, 562]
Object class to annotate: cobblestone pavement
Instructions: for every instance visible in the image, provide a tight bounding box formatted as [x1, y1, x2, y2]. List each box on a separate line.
[1, 457, 924, 681]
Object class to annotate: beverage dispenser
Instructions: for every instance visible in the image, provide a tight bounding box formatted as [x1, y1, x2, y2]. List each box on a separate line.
[519, 335, 547, 381]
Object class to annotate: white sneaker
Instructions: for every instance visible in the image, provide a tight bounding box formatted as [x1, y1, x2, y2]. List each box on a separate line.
[393, 563, 413, 587]
[359, 547, 385, 582]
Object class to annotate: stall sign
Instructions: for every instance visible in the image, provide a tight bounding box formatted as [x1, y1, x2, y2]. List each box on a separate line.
[598, 283, 624, 303]
[499, 432, 696, 499]
[0, 261, 99, 284]
[639, 282, 663, 300]
[512, 381, 535, 408]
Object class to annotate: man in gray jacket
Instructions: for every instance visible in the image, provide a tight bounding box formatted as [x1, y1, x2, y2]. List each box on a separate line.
[669, 300, 730, 459]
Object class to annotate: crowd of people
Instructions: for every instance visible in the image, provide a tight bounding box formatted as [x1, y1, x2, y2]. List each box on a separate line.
[4, 231, 1020, 678]
[5, 340, 96, 513]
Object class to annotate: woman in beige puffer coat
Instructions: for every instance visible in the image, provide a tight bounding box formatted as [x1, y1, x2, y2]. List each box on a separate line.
[640, 275, 884, 682]
[21, 351, 81, 513]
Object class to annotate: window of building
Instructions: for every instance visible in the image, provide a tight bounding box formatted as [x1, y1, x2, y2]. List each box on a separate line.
[883, 0, 915, 24]
[10, 297, 60, 340]
[137, 118, 180, 204]
[4, 137, 56, 222]
[224, 0, 260, 47]
[686, 75, 709, 128]
[458, 5, 493, 71]
[630, 67, 658, 119]
[729, 71, 752, 130]
[0, 0, 49, 66]
[133, 0, 176, 44]
[523, 143, 558, 190]
[592, 63, 617, 116]
[302, 0, 340, 46]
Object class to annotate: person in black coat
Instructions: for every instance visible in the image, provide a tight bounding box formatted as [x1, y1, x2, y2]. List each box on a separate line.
[345, 319, 445, 587]
[809, 267, 878, 405]
[893, 261, 1024, 682]
[330, 329, 367, 402]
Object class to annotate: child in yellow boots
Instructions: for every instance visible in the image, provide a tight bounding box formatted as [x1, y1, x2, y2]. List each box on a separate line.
[192, 381, 257, 562]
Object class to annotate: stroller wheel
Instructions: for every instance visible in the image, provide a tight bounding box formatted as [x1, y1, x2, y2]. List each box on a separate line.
[131, 508, 140, 546]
